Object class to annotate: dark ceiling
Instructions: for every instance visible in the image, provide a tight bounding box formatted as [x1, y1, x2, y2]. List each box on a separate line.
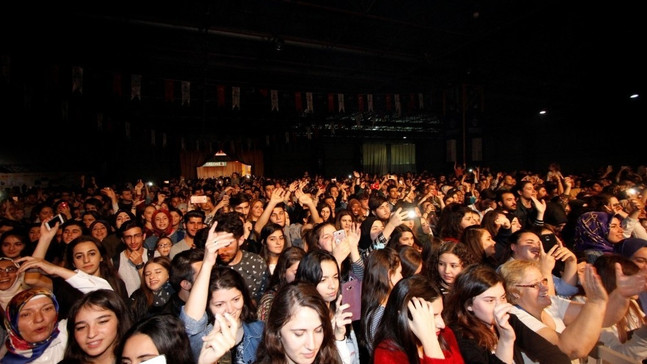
[2, 1, 645, 174]
[7, 1, 644, 118]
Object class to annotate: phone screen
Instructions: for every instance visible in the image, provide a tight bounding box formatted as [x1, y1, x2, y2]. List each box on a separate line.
[333, 229, 346, 244]
[46, 214, 64, 230]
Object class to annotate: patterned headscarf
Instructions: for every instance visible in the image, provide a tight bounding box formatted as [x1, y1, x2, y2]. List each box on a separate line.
[574, 211, 614, 254]
[3, 288, 60, 364]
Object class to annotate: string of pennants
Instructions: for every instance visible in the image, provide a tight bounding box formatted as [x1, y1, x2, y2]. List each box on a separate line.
[71, 67, 429, 114]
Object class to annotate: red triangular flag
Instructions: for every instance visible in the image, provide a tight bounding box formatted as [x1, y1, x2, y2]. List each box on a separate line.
[328, 93, 335, 112]
[217, 85, 226, 108]
[295, 92, 303, 112]
[358, 94, 365, 112]
[164, 80, 175, 102]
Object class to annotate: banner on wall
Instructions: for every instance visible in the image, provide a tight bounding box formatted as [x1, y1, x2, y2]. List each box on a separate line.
[182, 81, 190, 106]
[72, 66, 83, 94]
[131, 74, 141, 101]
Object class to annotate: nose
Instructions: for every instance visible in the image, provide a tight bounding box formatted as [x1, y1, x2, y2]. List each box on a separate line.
[87, 323, 97, 338]
[83, 254, 90, 263]
[33, 310, 44, 323]
[435, 316, 445, 330]
[304, 332, 316, 350]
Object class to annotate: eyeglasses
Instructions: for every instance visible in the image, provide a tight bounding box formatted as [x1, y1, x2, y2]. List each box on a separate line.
[123, 233, 143, 242]
[157, 243, 172, 249]
[515, 278, 548, 289]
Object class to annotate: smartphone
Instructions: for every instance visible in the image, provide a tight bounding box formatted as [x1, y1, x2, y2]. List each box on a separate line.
[46, 214, 65, 230]
[540, 233, 559, 252]
[333, 229, 346, 244]
[190, 195, 208, 204]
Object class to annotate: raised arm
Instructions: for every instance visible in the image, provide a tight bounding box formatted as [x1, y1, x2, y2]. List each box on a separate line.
[184, 222, 235, 321]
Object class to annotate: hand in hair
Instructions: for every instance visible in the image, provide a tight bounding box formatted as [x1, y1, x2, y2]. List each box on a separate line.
[199, 313, 239, 364]
[203, 221, 235, 267]
[407, 297, 444, 359]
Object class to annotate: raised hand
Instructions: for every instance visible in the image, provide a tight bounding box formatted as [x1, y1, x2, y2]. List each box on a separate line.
[581, 264, 608, 304]
[203, 222, 235, 266]
[199, 313, 239, 364]
[614, 262, 647, 298]
[332, 295, 352, 340]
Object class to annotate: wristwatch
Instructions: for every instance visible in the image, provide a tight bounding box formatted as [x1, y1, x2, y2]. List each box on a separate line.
[135, 262, 145, 270]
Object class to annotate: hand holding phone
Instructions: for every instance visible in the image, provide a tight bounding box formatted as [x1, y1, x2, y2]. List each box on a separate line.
[333, 229, 346, 244]
[190, 195, 208, 204]
[46, 214, 65, 231]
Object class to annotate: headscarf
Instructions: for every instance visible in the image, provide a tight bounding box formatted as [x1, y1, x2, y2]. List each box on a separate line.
[3, 288, 60, 364]
[616, 237, 647, 259]
[573, 211, 614, 254]
[359, 216, 378, 250]
[151, 209, 173, 237]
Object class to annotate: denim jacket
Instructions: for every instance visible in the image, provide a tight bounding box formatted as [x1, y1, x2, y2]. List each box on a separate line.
[180, 306, 264, 363]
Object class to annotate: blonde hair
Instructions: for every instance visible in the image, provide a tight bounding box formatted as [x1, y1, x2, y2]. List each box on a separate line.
[498, 259, 540, 304]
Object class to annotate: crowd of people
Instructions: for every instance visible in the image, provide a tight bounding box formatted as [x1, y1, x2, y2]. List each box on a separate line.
[0, 163, 647, 364]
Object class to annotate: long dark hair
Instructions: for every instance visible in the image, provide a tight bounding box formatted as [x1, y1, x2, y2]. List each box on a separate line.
[444, 264, 504, 351]
[64, 289, 132, 362]
[260, 222, 286, 263]
[295, 249, 340, 314]
[116, 314, 195, 364]
[139, 256, 172, 306]
[64, 235, 128, 300]
[426, 241, 475, 287]
[255, 282, 342, 364]
[373, 275, 448, 364]
[207, 267, 256, 323]
[360, 247, 400, 352]
[267, 246, 306, 290]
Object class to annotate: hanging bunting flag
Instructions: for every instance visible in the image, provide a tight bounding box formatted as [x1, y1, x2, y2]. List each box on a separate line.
[181, 81, 190, 106]
[358, 94, 365, 112]
[338, 93, 345, 112]
[113, 72, 122, 97]
[217, 85, 226, 108]
[295, 92, 303, 112]
[367, 94, 374, 112]
[164, 80, 175, 102]
[72, 66, 83, 94]
[419, 93, 425, 109]
[271, 89, 279, 111]
[131, 74, 141, 101]
[394, 94, 401, 115]
[232, 86, 240, 110]
[306, 92, 314, 113]
[328, 93, 334, 112]
[385, 94, 392, 111]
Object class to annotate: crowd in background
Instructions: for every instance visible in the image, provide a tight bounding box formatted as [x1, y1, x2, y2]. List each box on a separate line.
[0, 162, 647, 364]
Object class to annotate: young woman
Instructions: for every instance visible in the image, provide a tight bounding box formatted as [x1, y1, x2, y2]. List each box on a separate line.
[0, 231, 31, 259]
[257, 246, 307, 321]
[143, 209, 173, 251]
[181, 223, 264, 361]
[253, 282, 343, 364]
[61, 289, 133, 364]
[129, 256, 175, 323]
[372, 275, 464, 364]
[259, 223, 287, 275]
[335, 210, 355, 235]
[296, 249, 359, 364]
[444, 264, 516, 363]
[359, 247, 402, 357]
[397, 245, 423, 277]
[64, 235, 129, 302]
[461, 226, 499, 268]
[89, 219, 121, 261]
[117, 314, 195, 364]
[426, 241, 475, 298]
